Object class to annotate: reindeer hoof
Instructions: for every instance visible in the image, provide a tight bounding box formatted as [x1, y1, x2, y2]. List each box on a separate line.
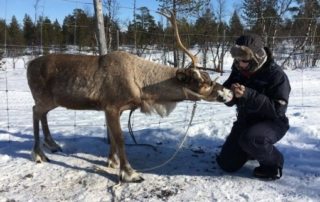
[106, 159, 119, 169]
[132, 176, 144, 183]
[31, 150, 50, 163]
[120, 170, 144, 183]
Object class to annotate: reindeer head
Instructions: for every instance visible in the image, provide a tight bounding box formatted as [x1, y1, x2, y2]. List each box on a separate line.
[159, 9, 232, 102]
[175, 68, 230, 101]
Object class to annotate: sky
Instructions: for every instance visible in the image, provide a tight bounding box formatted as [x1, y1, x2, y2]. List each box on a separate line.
[0, 0, 236, 26]
[0, 0, 159, 24]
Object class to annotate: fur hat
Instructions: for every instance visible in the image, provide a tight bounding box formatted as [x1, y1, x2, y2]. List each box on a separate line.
[230, 34, 267, 72]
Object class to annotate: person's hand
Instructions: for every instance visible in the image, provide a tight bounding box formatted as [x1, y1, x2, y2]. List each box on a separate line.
[231, 83, 246, 98]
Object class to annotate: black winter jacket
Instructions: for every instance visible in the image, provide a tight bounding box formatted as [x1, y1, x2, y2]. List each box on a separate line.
[223, 49, 291, 127]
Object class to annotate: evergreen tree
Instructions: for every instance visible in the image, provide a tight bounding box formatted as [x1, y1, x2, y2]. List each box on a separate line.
[42, 17, 53, 46]
[34, 16, 46, 51]
[147, 19, 164, 46]
[242, 0, 282, 43]
[292, 0, 320, 65]
[241, 0, 265, 34]
[23, 14, 35, 46]
[135, 7, 158, 45]
[194, 8, 217, 45]
[263, 0, 281, 46]
[127, 6, 161, 54]
[62, 8, 93, 48]
[126, 21, 135, 45]
[7, 16, 24, 46]
[292, 0, 320, 36]
[73, 9, 91, 50]
[62, 14, 75, 45]
[52, 20, 63, 48]
[228, 10, 244, 41]
[0, 19, 6, 45]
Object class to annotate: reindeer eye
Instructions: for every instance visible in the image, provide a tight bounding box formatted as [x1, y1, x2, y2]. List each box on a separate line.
[176, 73, 186, 82]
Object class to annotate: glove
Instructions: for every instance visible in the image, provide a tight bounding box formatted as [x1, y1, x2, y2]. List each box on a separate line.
[217, 88, 234, 103]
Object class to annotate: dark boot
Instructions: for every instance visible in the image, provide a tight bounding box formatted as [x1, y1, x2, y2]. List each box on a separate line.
[253, 165, 282, 180]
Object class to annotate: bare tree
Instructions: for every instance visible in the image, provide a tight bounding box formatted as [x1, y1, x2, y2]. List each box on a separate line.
[270, 0, 295, 47]
[158, 0, 210, 68]
[104, 0, 119, 50]
[281, 0, 320, 68]
[34, 0, 41, 23]
[211, 0, 229, 74]
[93, 0, 107, 55]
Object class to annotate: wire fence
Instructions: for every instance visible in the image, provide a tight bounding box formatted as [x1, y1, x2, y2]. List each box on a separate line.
[1, 40, 320, 71]
[1, 0, 320, 140]
[0, 54, 234, 145]
[0, 48, 319, 142]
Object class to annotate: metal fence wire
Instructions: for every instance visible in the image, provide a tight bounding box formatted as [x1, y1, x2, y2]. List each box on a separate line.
[0, 45, 318, 143]
[0, 54, 226, 143]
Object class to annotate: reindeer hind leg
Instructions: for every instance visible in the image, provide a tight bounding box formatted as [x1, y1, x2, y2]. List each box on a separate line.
[41, 110, 62, 153]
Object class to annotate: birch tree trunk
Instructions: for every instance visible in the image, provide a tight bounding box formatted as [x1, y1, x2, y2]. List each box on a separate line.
[93, 0, 107, 55]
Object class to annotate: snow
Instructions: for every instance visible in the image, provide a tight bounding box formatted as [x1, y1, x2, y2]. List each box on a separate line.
[0, 54, 320, 202]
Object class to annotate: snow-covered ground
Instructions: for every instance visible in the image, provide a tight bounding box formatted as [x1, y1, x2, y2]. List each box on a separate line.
[0, 54, 319, 202]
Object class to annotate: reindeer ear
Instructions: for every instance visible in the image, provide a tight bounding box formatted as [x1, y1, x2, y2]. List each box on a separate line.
[189, 69, 206, 83]
[176, 69, 209, 84]
[199, 71, 211, 83]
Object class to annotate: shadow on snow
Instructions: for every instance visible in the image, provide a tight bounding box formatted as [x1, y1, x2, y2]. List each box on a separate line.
[1, 127, 320, 196]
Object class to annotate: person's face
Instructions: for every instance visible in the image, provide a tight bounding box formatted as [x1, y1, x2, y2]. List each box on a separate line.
[236, 59, 250, 70]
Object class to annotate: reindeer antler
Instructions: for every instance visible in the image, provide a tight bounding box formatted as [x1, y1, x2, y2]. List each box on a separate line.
[158, 9, 198, 68]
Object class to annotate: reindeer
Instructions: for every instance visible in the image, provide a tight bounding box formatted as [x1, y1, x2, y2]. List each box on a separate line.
[27, 10, 233, 182]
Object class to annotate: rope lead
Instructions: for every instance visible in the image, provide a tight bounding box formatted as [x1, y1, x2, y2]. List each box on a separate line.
[126, 102, 197, 172]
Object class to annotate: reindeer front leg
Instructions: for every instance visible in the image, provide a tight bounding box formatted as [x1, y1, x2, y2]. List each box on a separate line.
[105, 121, 119, 168]
[105, 108, 144, 183]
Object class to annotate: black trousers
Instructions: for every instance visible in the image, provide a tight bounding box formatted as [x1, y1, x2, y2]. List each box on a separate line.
[216, 120, 289, 172]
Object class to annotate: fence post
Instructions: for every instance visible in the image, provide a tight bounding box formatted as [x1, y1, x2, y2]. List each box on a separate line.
[117, 30, 119, 50]
[4, 67, 10, 142]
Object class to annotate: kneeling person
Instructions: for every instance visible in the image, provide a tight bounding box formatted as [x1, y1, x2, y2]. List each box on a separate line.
[216, 34, 291, 180]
